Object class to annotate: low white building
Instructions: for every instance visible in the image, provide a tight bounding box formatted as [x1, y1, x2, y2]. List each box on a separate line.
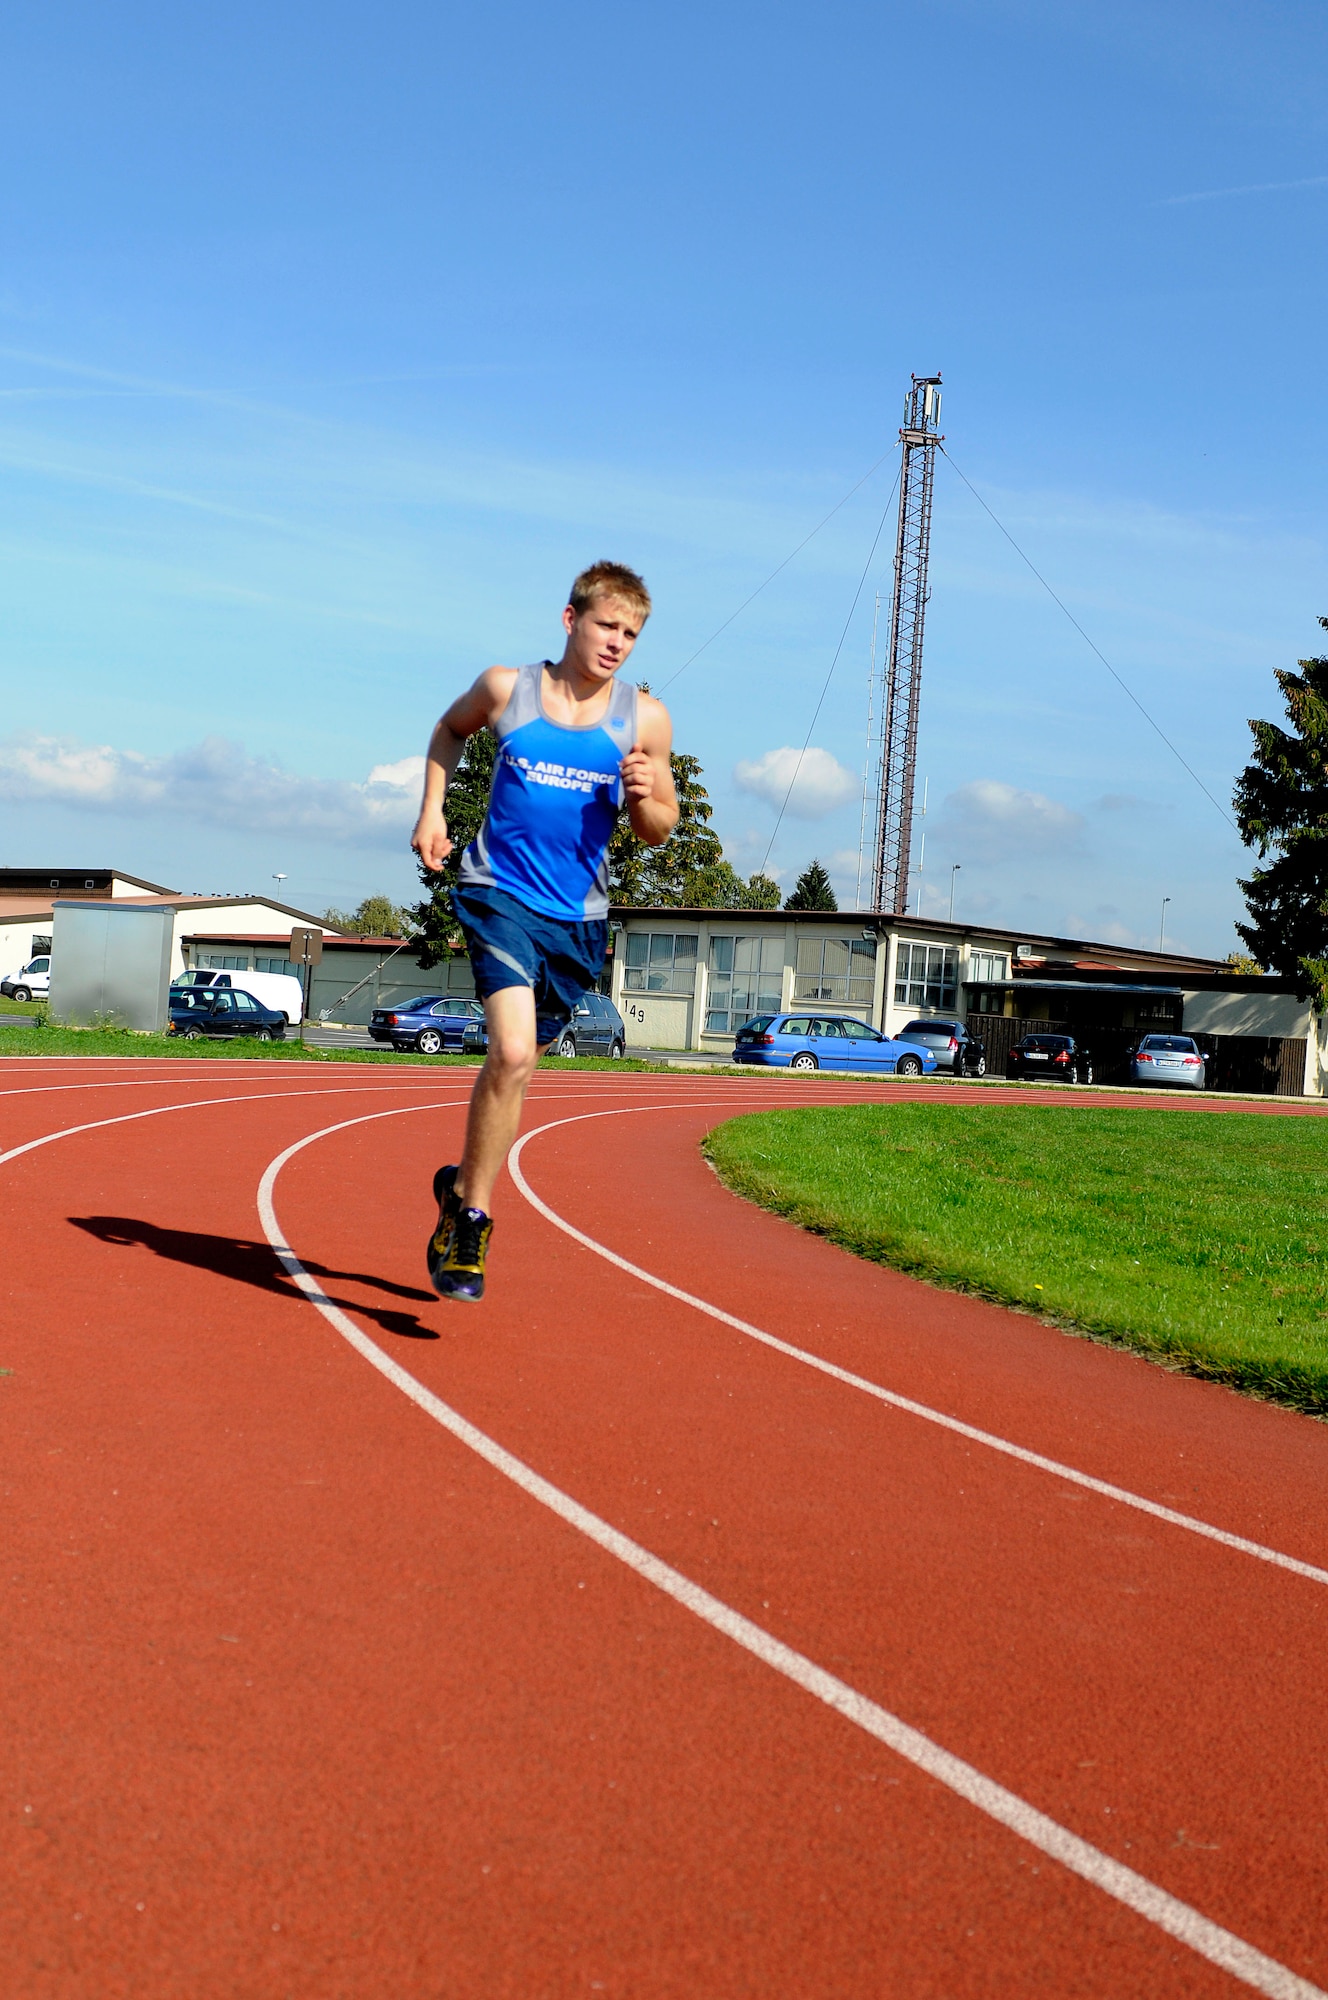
[0, 868, 346, 983]
[607, 906, 1328, 1097]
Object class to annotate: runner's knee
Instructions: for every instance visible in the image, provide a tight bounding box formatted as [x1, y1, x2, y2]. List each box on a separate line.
[485, 1023, 539, 1079]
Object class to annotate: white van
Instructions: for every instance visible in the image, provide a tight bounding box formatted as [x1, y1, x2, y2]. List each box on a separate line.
[1, 954, 51, 1002]
[173, 967, 306, 1024]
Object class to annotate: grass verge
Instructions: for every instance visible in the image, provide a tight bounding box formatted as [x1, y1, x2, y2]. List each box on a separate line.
[0, 1024, 666, 1071]
[704, 1100, 1328, 1416]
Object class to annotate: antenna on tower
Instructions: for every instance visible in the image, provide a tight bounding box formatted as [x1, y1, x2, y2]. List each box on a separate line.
[872, 373, 942, 913]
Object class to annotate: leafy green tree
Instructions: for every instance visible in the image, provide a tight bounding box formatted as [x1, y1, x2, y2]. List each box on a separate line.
[411, 728, 497, 968]
[1233, 621, 1328, 1009]
[784, 859, 838, 911]
[1224, 951, 1263, 976]
[321, 895, 417, 937]
[741, 871, 782, 909]
[611, 748, 725, 906]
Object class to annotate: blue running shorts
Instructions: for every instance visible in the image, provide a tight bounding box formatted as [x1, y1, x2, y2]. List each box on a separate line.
[451, 883, 608, 1043]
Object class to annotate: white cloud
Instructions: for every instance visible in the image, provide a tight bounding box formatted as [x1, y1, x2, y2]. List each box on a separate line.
[934, 780, 1087, 861]
[0, 732, 423, 846]
[733, 746, 858, 819]
[366, 754, 426, 790]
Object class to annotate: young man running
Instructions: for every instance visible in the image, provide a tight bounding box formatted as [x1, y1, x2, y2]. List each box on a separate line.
[410, 561, 678, 1301]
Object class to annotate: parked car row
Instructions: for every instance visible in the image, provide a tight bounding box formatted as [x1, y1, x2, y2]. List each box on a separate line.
[1006, 1030, 1209, 1089]
[728, 1014, 1214, 1090]
[4, 944, 1220, 1092]
[173, 966, 305, 1023]
[369, 990, 629, 1060]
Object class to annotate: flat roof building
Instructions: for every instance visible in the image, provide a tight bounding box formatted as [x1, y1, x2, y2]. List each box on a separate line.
[606, 905, 1325, 1097]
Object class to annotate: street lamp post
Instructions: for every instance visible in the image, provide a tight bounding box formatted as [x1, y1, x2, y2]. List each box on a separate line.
[1158, 896, 1171, 952]
[948, 864, 961, 923]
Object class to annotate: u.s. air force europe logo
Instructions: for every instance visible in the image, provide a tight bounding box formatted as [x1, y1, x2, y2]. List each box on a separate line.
[505, 752, 616, 795]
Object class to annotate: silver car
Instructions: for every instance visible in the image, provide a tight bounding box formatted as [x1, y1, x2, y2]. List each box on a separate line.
[1131, 1033, 1207, 1089]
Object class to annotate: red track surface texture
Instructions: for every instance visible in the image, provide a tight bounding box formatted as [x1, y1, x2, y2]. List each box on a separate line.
[4, 1058, 1328, 2000]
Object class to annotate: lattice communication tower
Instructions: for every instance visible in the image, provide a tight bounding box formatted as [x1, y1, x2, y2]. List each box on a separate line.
[871, 373, 942, 913]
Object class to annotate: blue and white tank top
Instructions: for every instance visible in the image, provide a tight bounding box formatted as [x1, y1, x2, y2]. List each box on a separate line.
[458, 662, 638, 922]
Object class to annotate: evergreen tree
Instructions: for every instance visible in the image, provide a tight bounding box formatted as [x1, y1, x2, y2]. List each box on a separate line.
[784, 859, 838, 911]
[1233, 620, 1328, 1009]
[410, 729, 497, 968]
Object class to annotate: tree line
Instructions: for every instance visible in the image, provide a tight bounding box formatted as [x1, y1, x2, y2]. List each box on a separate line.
[406, 724, 838, 967]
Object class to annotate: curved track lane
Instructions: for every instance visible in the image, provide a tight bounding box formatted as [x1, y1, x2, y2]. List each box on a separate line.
[3, 1059, 1326, 1999]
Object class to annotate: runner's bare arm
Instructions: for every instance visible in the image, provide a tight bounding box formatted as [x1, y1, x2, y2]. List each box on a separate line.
[411, 667, 518, 871]
[621, 692, 679, 847]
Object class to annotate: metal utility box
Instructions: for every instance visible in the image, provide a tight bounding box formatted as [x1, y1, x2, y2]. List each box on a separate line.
[49, 900, 174, 1032]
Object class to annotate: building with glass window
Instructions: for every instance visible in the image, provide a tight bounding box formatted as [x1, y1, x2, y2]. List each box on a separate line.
[607, 906, 1328, 1096]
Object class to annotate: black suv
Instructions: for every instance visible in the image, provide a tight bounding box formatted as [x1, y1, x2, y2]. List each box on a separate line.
[897, 1019, 987, 1076]
[168, 987, 288, 1042]
[1007, 1033, 1093, 1084]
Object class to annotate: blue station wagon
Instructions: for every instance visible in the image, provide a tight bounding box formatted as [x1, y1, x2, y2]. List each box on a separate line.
[733, 1013, 940, 1074]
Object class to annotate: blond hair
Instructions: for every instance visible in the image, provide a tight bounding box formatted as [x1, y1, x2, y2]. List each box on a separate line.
[568, 560, 651, 620]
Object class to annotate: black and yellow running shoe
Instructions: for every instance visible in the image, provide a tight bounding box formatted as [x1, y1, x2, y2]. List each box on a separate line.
[430, 1204, 494, 1303]
[426, 1165, 460, 1291]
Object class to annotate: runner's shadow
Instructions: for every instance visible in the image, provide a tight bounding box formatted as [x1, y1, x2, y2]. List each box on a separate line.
[68, 1215, 439, 1341]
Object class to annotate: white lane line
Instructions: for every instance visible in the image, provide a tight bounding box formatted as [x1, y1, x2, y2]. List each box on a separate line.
[508, 1107, 1328, 1592]
[256, 1106, 1325, 2000]
[0, 1083, 469, 1171]
[0, 1077, 713, 1174]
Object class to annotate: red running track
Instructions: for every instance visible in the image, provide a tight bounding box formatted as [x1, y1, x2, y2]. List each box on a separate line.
[3, 1057, 1327, 2000]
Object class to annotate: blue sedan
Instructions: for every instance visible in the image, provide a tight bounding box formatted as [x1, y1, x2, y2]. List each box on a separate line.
[368, 995, 484, 1054]
[732, 1012, 940, 1074]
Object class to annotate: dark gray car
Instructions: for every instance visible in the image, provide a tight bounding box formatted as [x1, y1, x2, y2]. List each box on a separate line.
[896, 1018, 987, 1076]
[547, 990, 627, 1058]
[462, 990, 627, 1060]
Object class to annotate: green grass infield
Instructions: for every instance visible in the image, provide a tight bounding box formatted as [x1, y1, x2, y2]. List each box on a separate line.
[704, 1100, 1328, 1417]
[0, 1023, 666, 1071]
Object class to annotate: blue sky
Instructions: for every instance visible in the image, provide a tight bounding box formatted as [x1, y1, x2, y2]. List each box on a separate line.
[1, 0, 1324, 951]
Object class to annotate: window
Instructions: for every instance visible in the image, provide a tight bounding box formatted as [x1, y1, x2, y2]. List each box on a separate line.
[893, 942, 959, 1010]
[794, 936, 876, 1005]
[212, 993, 235, 1014]
[968, 950, 1008, 984]
[706, 934, 783, 1033]
[32, 936, 51, 954]
[623, 931, 698, 993]
[840, 1020, 881, 1041]
[234, 992, 258, 1013]
[255, 955, 297, 976]
[203, 953, 248, 971]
